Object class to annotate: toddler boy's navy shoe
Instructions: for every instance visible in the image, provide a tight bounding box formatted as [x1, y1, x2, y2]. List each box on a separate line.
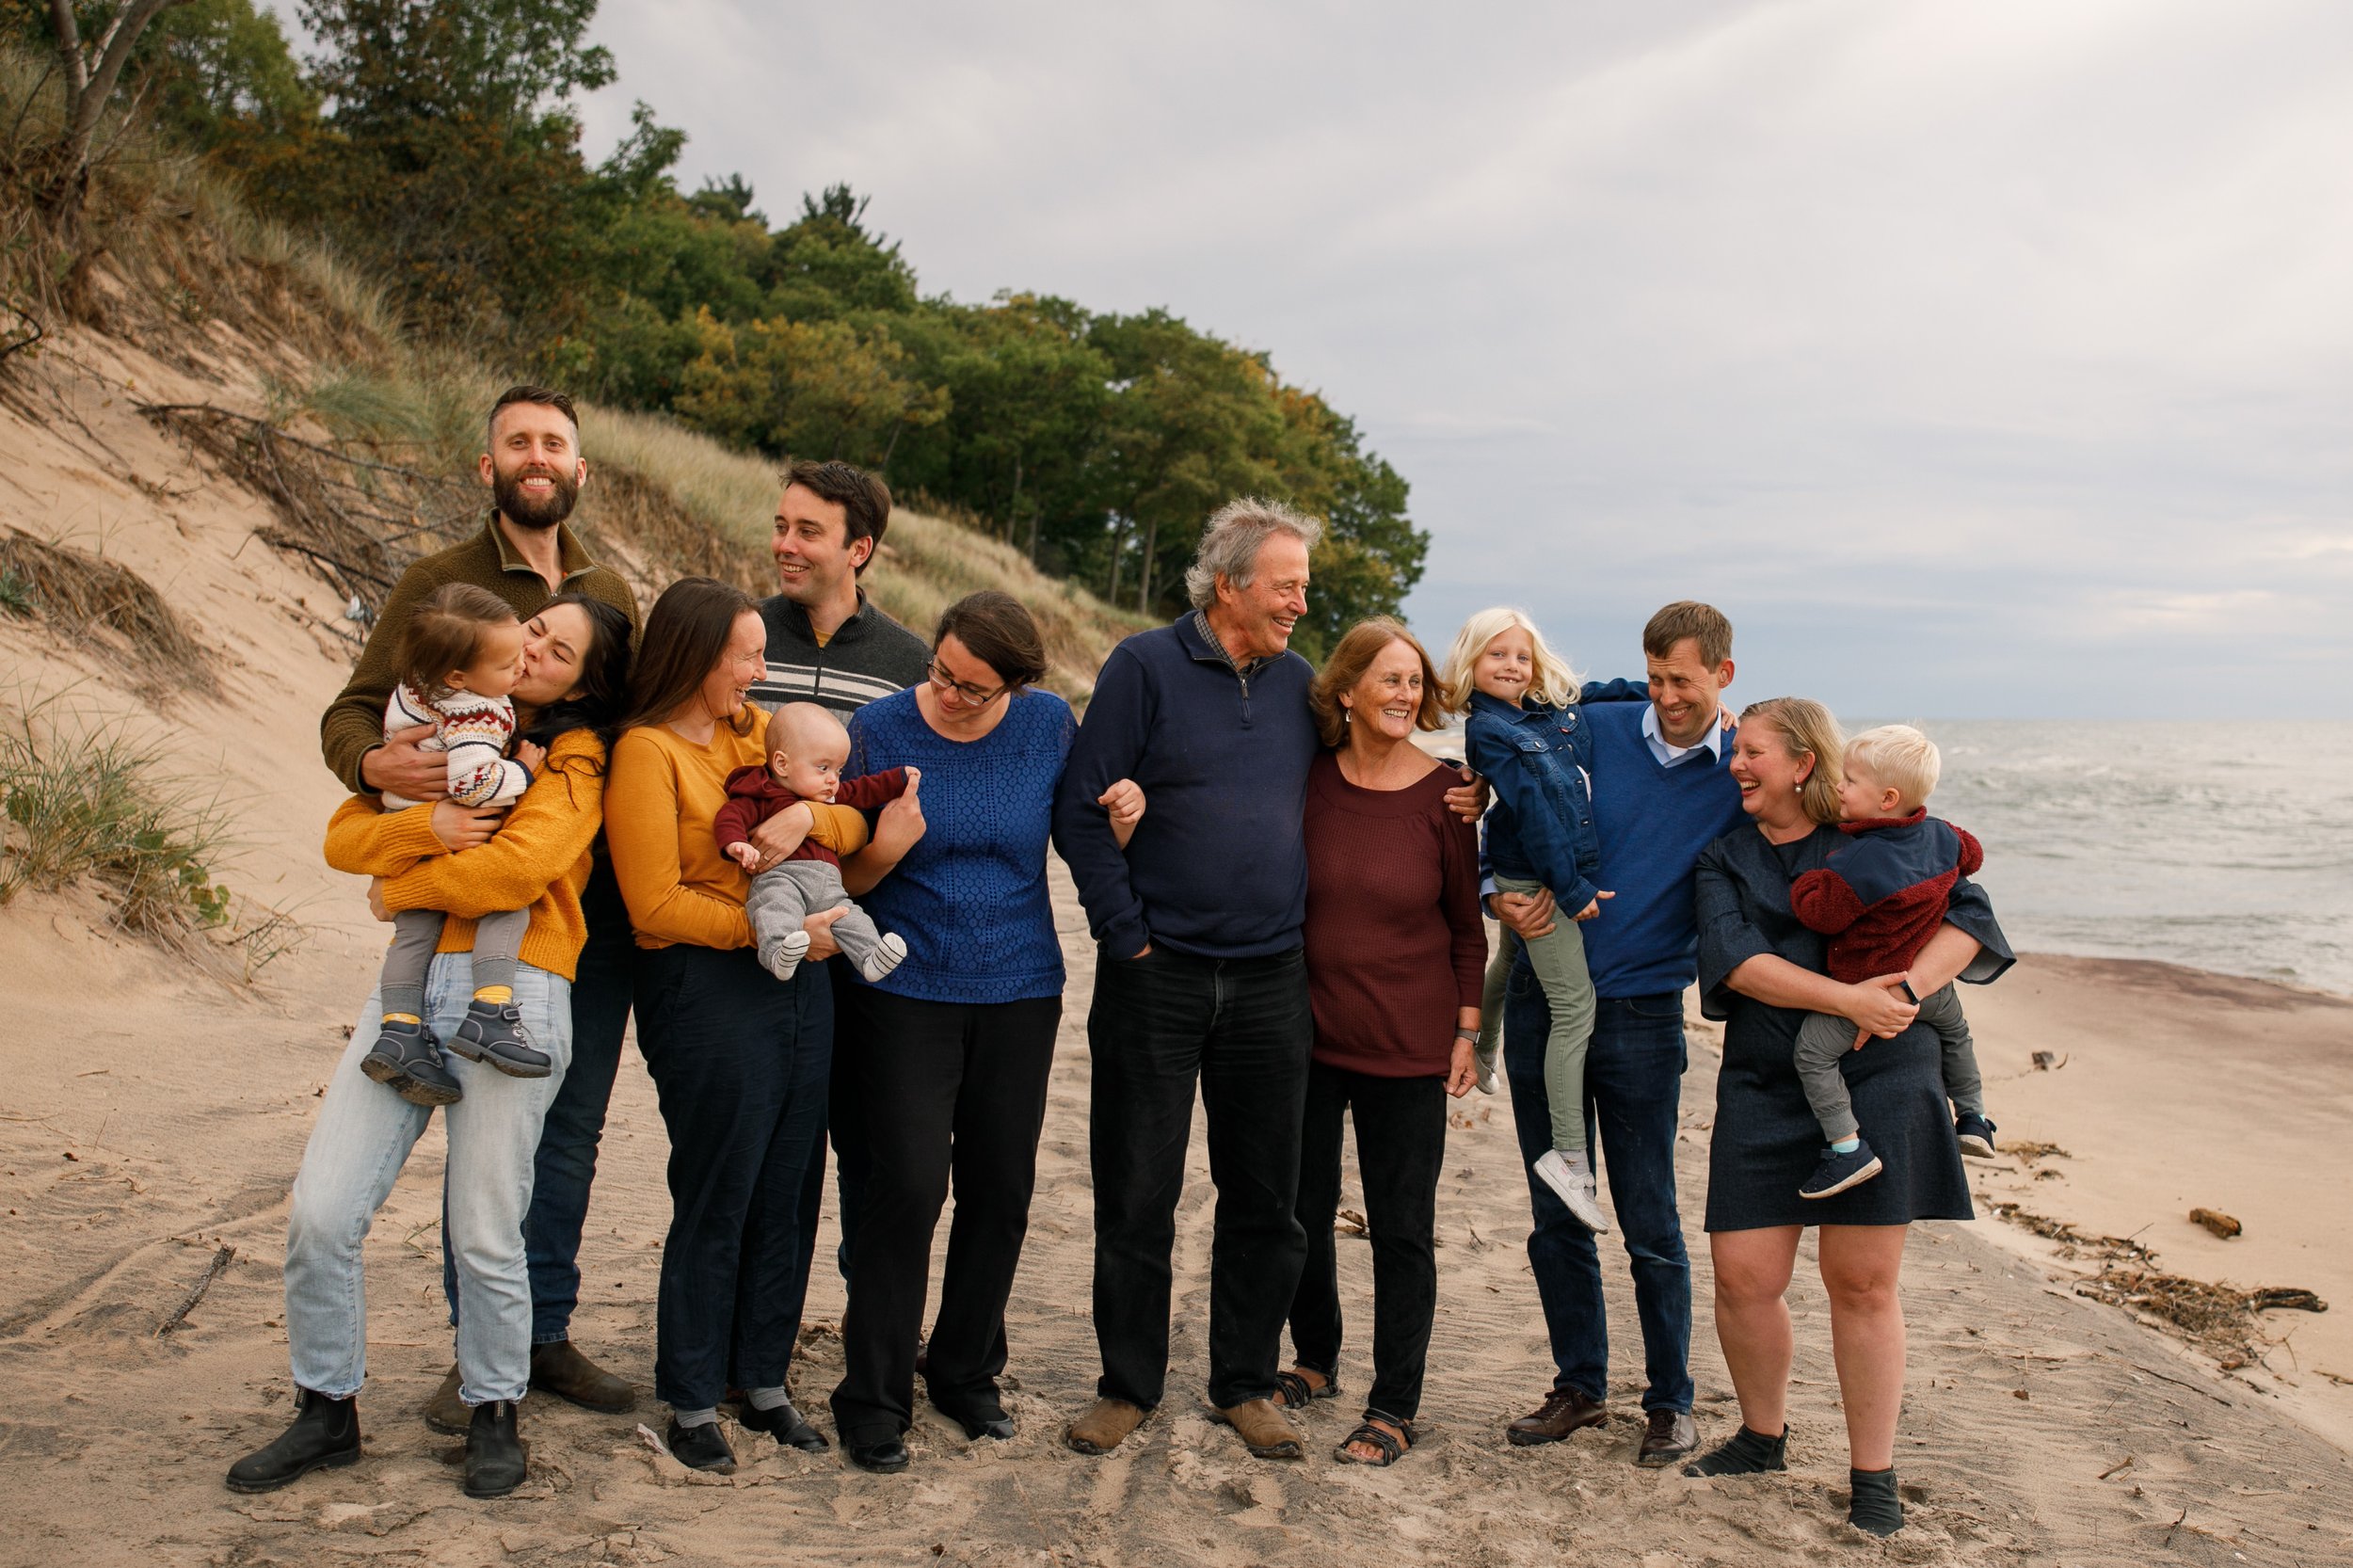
[1800, 1140, 1884, 1200]
[1955, 1112, 1998, 1160]
[360, 1019, 462, 1107]
[448, 1001, 552, 1078]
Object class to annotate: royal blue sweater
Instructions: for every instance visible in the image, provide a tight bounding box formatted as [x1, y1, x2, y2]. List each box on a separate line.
[1052, 616, 1319, 960]
[1578, 702, 1748, 999]
[846, 685, 1076, 1005]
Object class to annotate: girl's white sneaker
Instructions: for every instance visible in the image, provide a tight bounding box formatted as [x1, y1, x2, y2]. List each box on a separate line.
[1534, 1150, 1611, 1234]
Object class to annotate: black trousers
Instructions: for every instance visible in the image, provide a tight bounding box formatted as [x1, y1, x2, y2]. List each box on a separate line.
[1088, 946, 1313, 1411]
[1287, 1059, 1448, 1422]
[826, 987, 1061, 1445]
[632, 943, 832, 1411]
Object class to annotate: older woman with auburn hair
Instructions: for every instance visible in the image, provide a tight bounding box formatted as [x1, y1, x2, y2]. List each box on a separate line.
[1686, 697, 2010, 1536]
[1270, 617, 1485, 1466]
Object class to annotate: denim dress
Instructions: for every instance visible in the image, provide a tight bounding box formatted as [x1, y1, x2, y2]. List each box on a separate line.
[1464, 689, 1603, 912]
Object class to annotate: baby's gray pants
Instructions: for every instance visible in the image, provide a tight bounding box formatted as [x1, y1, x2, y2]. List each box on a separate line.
[745, 859, 889, 976]
[1794, 982, 1984, 1144]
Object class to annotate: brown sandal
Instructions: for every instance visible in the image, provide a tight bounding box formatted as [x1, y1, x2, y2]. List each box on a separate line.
[1334, 1416, 1414, 1466]
[1273, 1368, 1338, 1410]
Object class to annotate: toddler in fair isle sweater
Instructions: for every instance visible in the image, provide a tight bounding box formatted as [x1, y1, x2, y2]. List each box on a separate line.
[360, 584, 549, 1107]
[1786, 725, 1996, 1201]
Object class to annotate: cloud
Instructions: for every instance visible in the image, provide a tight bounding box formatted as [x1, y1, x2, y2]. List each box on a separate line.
[568, 0, 2353, 714]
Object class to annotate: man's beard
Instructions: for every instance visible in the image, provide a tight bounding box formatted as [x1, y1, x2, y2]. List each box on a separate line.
[493, 465, 580, 531]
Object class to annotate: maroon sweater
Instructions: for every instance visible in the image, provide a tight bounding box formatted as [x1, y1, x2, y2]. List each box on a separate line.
[714, 764, 908, 871]
[1789, 809, 1985, 983]
[1302, 750, 1485, 1078]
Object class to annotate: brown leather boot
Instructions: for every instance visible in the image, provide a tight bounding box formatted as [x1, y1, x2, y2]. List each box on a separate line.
[529, 1340, 636, 1414]
[1064, 1397, 1148, 1455]
[1210, 1398, 1304, 1460]
[424, 1366, 470, 1435]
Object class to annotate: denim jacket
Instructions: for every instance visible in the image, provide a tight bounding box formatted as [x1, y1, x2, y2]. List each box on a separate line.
[1464, 688, 1602, 914]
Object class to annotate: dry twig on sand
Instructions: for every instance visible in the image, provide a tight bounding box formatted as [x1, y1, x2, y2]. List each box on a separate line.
[155, 1242, 235, 1337]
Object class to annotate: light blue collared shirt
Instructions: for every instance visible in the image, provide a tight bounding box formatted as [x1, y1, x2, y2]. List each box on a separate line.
[1641, 702, 1727, 767]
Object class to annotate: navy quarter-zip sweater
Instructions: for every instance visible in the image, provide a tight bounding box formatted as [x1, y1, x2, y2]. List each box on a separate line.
[1053, 615, 1319, 960]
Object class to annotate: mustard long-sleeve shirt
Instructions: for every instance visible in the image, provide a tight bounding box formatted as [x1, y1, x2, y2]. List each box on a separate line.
[605, 705, 869, 950]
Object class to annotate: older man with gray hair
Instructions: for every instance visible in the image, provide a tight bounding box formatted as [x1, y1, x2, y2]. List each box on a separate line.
[1052, 498, 1327, 1461]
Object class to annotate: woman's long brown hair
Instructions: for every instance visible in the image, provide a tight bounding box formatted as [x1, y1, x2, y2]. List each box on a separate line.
[615, 577, 760, 737]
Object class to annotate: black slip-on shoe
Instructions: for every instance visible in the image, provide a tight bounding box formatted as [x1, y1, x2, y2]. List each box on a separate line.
[226, 1388, 361, 1493]
[665, 1418, 735, 1474]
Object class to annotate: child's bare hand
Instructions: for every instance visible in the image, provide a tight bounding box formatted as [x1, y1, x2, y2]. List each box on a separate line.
[427, 800, 504, 850]
[514, 739, 547, 776]
[1573, 890, 1614, 922]
[725, 841, 761, 872]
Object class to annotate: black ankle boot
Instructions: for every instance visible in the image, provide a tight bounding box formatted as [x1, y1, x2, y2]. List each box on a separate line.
[225, 1388, 361, 1493]
[1848, 1466, 1905, 1536]
[1682, 1423, 1788, 1478]
[464, 1400, 528, 1497]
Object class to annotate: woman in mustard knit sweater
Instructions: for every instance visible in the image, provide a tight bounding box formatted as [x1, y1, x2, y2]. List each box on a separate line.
[227, 593, 632, 1502]
[602, 577, 876, 1474]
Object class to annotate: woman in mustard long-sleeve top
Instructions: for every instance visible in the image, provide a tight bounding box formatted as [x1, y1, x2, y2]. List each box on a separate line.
[601, 577, 873, 1473]
[228, 594, 632, 1502]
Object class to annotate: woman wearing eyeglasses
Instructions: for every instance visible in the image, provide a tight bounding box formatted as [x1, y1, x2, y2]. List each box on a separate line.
[822, 590, 1090, 1473]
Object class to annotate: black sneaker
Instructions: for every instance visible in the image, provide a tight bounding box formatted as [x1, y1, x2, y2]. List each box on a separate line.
[1800, 1140, 1884, 1200]
[447, 1000, 552, 1079]
[1955, 1112, 1998, 1160]
[360, 1020, 462, 1107]
[225, 1388, 362, 1493]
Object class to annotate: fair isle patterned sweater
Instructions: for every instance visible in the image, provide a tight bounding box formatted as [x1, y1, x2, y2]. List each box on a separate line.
[380, 683, 535, 810]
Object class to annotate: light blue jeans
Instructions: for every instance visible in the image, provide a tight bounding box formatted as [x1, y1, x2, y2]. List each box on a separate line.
[284, 953, 571, 1406]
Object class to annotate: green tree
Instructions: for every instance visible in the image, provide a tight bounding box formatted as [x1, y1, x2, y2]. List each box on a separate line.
[675, 308, 948, 467]
[762, 184, 918, 319]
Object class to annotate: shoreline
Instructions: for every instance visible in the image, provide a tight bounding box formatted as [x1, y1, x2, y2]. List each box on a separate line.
[1948, 949, 2353, 1453]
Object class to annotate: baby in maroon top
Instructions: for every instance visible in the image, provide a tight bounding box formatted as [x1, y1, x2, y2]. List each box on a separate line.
[716, 702, 915, 984]
[1784, 725, 1996, 1201]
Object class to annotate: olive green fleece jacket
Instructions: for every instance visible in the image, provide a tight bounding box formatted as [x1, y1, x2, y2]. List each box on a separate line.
[320, 514, 639, 795]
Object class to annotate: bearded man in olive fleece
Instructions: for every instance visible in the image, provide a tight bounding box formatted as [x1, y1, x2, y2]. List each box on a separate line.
[319, 385, 639, 1430]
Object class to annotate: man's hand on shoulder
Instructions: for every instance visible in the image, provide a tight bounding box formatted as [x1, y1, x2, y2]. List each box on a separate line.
[361, 724, 448, 801]
[1444, 766, 1488, 823]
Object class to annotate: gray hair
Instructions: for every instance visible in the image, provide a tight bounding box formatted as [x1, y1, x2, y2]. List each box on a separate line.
[1182, 498, 1324, 610]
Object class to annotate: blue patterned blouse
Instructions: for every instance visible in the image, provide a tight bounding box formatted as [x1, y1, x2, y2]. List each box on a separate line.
[844, 685, 1076, 1005]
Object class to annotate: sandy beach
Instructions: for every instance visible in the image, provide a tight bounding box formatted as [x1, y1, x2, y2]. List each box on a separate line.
[6, 340, 2352, 1566]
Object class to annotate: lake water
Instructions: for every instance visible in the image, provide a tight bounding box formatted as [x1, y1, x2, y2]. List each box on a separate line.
[1432, 716, 2353, 997]
[1921, 719, 2353, 999]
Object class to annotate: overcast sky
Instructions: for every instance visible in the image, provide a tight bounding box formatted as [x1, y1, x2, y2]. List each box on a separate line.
[559, 0, 2350, 717]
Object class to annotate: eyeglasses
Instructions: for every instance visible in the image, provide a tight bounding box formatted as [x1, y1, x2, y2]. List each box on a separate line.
[927, 658, 1007, 706]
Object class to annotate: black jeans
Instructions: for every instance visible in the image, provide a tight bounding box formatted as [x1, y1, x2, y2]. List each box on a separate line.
[791, 964, 872, 1355]
[441, 859, 634, 1343]
[1088, 945, 1313, 1411]
[1288, 1060, 1448, 1423]
[827, 987, 1062, 1445]
[633, 942, 832, 1411]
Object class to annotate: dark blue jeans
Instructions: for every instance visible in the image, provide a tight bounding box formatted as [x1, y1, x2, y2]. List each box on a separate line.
[1503, 958, 1694, 1413]
[443, 865, 633, 1344]
[633, 941, 833, 1410]
[1088, 945, 1313, 1412]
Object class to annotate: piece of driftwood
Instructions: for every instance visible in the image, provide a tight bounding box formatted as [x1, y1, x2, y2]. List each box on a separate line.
[155, 1242, 235, 1337]
[2190, 1207, 2242, 1240]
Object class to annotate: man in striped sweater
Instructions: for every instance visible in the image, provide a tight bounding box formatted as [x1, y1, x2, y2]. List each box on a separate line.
[749, 459, 931, 1363]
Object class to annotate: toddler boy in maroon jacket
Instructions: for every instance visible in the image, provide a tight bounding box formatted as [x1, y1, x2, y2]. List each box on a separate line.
[717, 702, 914, 984]
[1785, 725, 1996, 1199]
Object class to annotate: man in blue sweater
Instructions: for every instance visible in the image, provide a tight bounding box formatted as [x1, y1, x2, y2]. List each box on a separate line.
[1051, 500, 1326, 1463]
[1493, 600, 1745, 1467]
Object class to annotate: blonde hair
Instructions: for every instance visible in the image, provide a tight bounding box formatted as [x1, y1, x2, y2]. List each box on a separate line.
[1438, 607, 1582, 712]
[1845, 724, 1941, 811]
[1310, 618, 1446, 749]
[1739, 697, 1845, 826]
